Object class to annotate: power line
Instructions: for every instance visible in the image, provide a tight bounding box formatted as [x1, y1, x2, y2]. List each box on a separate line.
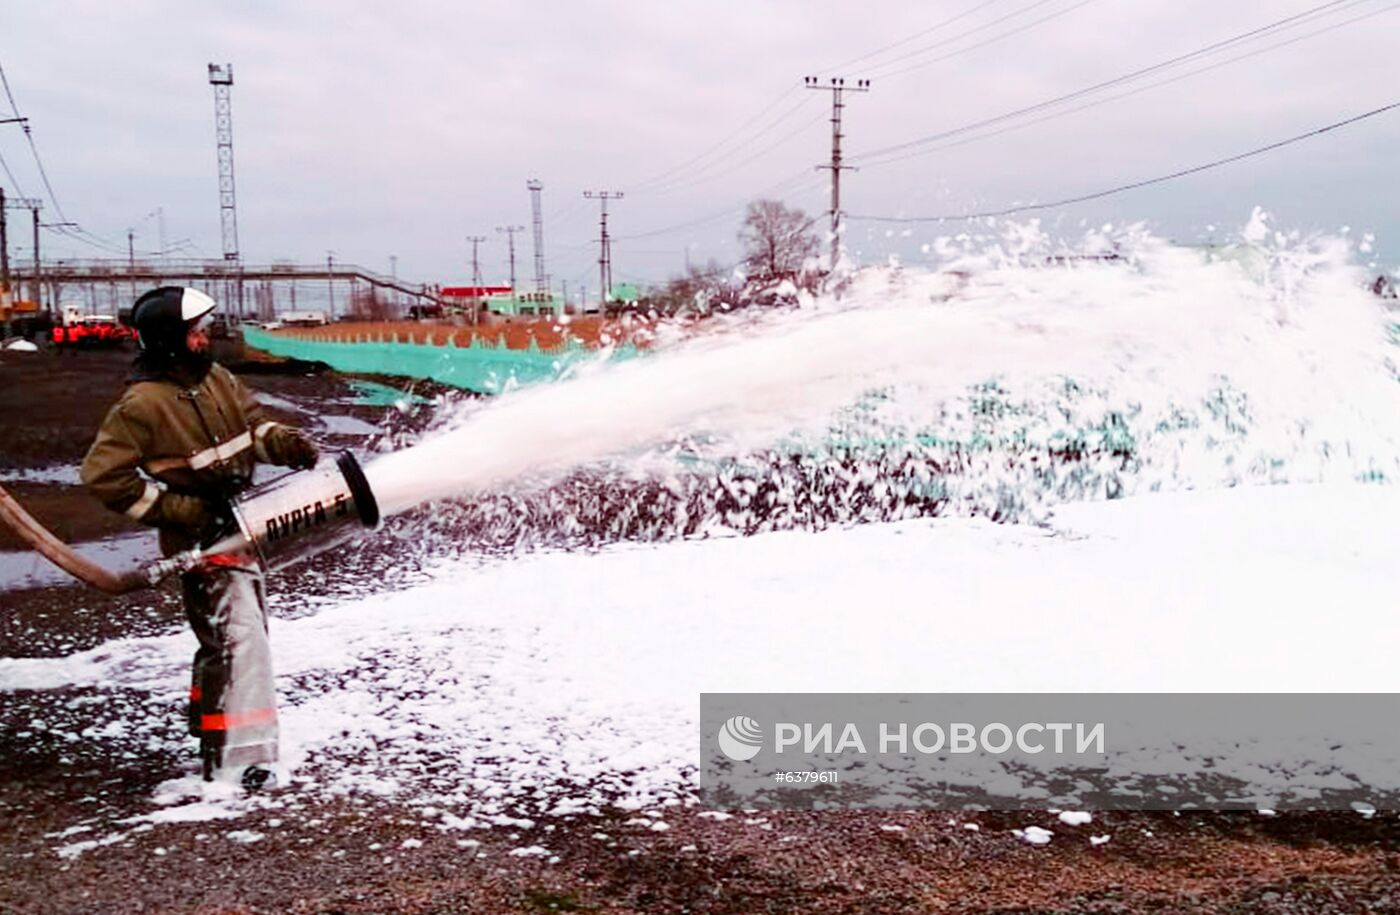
[0, 144, 28, 197]
[585, 0, 1086, 240]
[616, 169, 825, 241]
[820, 0, 1008, 73]
[0, 52, 129, 254]
[645, 107, 830, 196]
[859, 0, 1098, 81]
[630, 83, 804, 192]
[853, 0, 1058, 76]
[0, 59, 49, 210]
[847, 101, 1400, 223]
[851, 0, 1369, 164]
[640, 95, 822, 195]
[628, 1, 1070, 197]
[855, 1, 1397, 171]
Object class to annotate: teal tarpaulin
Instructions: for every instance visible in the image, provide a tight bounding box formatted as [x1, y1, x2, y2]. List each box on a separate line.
[242, 326, 638, 395]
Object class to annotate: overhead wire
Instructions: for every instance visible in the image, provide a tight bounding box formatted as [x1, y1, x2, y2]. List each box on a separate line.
[618, 169, 828, 242]
[855, 1, 1398, 170]
[851, 0, 1372, 165]
[611, 0, 1102, 264]
[628, 0, 1056, 196]
[847, 100, 1400, 223]
[857, 0, 1099, 81]
[819, 0, 1009, 73]
[0, 142, 30, 197]
[613, 0, 1081, 248]
[644, 106, 829, 196]
[0, 52, 133, 254]
[630, 82, 804, 192]
[639, 95, 821, 195]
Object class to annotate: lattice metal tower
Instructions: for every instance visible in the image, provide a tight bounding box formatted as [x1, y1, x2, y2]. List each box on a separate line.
[527, 179, 546, 292]
[207, 63, 240, 262]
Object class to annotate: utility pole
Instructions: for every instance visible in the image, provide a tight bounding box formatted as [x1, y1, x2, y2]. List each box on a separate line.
[527, 178, 546, 292]
[38, 220, 76, 317]
[28, 202, 41, 309]
[127, 229, 137, 302]
[467, 235, 486, 325]
[805, 76, 870, 270]
[496, 225, 524, 295]
[326, 251, 335, 318]
[0, 191, 39, 311]
[583, 190, 623, 305]
[389, 254, 398, 315]
[0, 187, 8, 309]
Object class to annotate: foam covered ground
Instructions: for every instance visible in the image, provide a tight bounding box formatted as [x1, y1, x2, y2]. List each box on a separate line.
[4, 481, 1397, 833]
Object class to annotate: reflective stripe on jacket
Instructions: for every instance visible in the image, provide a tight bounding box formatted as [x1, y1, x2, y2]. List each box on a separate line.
[81, 363, 305, 545]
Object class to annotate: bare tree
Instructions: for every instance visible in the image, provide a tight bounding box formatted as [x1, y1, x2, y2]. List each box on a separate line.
[738, 199, 819, 280]
[641, 259, 734, 316]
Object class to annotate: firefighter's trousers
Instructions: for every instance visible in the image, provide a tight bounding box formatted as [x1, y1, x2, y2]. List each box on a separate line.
[181, 556, 278, 780]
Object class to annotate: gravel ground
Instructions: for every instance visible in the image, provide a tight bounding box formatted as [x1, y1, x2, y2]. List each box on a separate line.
[3, 342, 1399, 913]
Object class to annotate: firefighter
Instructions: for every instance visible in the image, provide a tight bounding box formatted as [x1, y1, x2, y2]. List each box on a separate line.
[80, 287, 319, 789]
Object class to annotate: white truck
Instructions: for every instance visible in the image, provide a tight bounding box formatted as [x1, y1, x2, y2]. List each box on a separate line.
[278, 310, 330, 327]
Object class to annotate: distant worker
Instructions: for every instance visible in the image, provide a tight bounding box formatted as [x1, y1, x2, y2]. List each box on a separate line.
[80, 287, 319, 789]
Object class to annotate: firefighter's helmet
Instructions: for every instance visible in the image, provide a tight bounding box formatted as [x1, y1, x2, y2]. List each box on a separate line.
[131, 286, 217, 359]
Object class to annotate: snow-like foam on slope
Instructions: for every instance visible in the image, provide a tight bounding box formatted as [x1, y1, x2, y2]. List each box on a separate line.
[6, 484, 1399, 824]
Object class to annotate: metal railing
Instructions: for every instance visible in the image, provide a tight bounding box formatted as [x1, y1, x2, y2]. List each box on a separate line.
[4, 258, 445, 307]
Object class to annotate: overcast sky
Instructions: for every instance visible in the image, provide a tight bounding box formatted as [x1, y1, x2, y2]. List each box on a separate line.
[2, 0, 1397, 296]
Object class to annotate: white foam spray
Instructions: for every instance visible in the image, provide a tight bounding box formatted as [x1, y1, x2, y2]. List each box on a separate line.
[366, 215, 1399, 520]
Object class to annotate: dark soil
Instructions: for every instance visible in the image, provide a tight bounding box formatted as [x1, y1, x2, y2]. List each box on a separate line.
[2, 340, 1398, 913]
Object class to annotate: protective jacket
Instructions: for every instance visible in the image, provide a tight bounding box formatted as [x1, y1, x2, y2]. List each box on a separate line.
[81, 361, 311, 553]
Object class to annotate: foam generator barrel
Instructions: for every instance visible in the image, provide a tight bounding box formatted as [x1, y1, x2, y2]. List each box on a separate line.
[229, 452, 381, 571]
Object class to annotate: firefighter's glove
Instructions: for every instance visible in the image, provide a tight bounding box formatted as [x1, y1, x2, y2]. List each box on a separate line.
[280, 433, 320, 470]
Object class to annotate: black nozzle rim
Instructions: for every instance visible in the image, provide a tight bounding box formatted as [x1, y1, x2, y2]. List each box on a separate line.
[336, 451, 381, 528]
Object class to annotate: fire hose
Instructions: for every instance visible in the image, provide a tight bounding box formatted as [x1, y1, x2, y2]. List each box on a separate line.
[0, 452, 380, 595]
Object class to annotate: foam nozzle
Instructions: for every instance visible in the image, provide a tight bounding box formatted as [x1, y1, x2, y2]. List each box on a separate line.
[199, 451, 382, 573]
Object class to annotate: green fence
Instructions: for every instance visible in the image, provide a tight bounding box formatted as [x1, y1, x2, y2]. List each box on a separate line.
[242, 326, 639, 394]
